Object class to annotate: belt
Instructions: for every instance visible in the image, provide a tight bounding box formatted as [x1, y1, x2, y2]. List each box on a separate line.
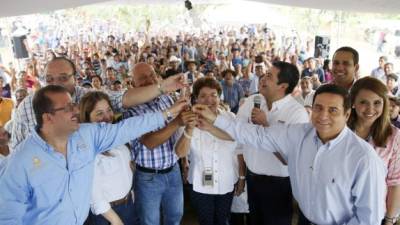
[110, 191, 131, 207]
[136, 164, 174, 174]
[247, 169, 289, 180]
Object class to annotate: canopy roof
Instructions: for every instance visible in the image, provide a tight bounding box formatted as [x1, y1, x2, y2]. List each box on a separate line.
[1, 0, 398, 17]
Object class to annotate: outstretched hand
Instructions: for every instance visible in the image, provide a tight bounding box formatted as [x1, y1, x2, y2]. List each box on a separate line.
[168, 97, 190, 118]
[160, 73, 188, 93]
[178, 110, 198, 128]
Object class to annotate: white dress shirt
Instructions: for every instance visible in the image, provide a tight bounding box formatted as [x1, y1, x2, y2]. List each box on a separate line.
[214, 116, 387, 225]
[230, 149, 249, 213]
[91, 145, 133, 215]
[236, 94, 309, 176]
[0, 154, 5, 165]
[294, 90, 315, 107]
[248, 74, 259, 95]
[183, 110, 238, 195]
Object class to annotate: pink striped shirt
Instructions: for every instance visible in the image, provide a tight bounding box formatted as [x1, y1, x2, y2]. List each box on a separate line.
[370, 126, 400, 186]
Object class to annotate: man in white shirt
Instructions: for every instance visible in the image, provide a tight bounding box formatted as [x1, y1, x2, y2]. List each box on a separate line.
[236, 61, 309, 225]
[371, 56, 387, 80]
[193, 84, 387, 225]
[248, 64, 264, 95]
[295, 76, 315, 107]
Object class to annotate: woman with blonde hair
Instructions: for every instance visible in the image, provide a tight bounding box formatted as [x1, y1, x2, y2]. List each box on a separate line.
[348, 77, 400, 225]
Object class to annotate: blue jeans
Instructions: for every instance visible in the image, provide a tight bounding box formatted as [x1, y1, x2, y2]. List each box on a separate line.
[134, 164, 183, 225]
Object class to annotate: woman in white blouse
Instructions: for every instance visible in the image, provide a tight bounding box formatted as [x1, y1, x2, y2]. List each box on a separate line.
[80, 91, 137, 225]
[176, 77, 241, 225]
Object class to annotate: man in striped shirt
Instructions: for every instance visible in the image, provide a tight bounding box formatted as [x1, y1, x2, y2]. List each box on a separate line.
[10, 57, 185, 150]
[123, 63, 185, 225]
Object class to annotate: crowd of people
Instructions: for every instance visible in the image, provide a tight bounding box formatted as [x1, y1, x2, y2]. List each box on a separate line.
[0, 23, 400, 225]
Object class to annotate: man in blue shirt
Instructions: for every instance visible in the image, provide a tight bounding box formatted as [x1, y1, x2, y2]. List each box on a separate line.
[221, 69, 244, 114]
[193, 84, 387, 225]
[0, 84, 188, 225]
[301, 57, 325, 84]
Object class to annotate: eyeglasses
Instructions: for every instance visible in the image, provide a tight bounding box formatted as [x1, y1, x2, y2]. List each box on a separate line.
[51, 102, 78, 113]
[45, 74, 74, 83]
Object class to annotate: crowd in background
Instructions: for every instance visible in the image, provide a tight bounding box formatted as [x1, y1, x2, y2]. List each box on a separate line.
[1, 21, 400, 225]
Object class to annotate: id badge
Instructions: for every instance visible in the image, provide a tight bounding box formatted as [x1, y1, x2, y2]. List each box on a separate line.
[202, 167, 214, 186]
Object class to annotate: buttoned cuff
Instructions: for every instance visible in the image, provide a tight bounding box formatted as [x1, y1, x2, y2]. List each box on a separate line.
[91, 201, 111, 215]
[386, 178, 400, 187]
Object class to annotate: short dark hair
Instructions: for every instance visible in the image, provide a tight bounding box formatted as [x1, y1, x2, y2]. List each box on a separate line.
[312, 84, 351, 111]
[334, 46, 359, 65]
[192, 77, 223, 99]
[113, 80, 122, 85]
[33, 85, 69, 129]
[91, 75, 103, 85]
[272, 61, 300, 95]
[379, 56, 388, 62]
[389, 96, 400, 107]
[387, 73, 398, 82]
[221, 69, 237, 78]
[385, 62, 394, 68]
[45, 57, 77, 76]
[79, 91, 113, 123]
[15, 88, 28, 96]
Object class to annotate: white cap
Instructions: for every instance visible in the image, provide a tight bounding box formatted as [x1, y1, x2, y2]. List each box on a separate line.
[169, 55, 181, 63]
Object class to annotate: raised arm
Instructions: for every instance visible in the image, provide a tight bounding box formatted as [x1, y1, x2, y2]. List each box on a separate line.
[138, 98, 190, 150]
[192, 104, 291, 159]
[174, 110, 197, 157]
[91, 99, 188, 154]
[121, 73, 186, 108]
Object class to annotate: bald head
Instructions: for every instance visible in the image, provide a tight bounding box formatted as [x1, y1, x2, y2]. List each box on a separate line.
[44, 57, 76, 94]
[132, 63, 158, 87]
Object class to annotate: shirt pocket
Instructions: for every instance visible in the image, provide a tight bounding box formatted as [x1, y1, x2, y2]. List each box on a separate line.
[29, 168, 66, 207]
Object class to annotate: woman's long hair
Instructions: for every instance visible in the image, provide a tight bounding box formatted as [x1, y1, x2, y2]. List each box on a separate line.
[348, 77, 392, 147]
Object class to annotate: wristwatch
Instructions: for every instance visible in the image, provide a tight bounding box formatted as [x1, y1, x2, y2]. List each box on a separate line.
[239, 176, 246, 180]
[166, 110, 173, 121]
[157, 83, 165, 95]
[383, 215, 398, 224]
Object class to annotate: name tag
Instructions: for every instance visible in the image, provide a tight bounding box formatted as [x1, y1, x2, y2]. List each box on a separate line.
[202, 167, 214, 186]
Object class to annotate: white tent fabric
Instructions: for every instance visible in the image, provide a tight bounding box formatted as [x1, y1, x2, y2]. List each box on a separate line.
[0, 0, 399, 17]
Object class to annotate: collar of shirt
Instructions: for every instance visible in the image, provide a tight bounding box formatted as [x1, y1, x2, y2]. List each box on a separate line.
[313, 126, 349, 150]
[73, 86, 89, 103]
[31, 129, 54, 153]
[269, 94, 293, 112]
[330, 78, 356, 91]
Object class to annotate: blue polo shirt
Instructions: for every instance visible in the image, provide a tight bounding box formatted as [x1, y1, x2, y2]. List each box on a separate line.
[0, 112, 164, 225]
